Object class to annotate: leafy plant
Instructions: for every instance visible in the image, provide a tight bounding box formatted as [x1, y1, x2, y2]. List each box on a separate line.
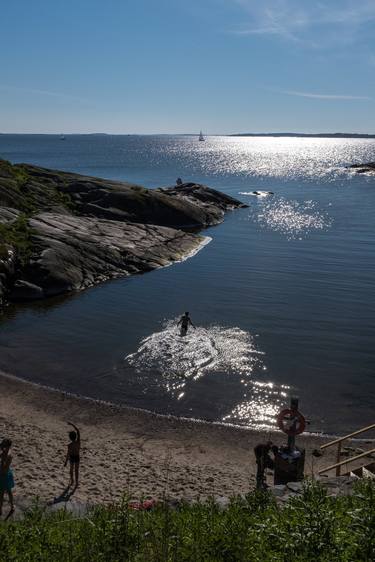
[0, 481, 373, 561]
[0, 215, 34, 266]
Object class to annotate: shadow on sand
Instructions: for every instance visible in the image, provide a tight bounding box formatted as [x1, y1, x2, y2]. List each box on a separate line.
[49, 484, 78, 506]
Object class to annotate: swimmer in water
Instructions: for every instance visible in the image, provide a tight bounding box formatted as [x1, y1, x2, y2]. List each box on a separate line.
[177, 312, 195, 337]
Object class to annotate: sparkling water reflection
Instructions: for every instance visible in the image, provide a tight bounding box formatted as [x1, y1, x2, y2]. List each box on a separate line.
[246, 196, 333, 239]
[223, 381, 290, 431]
[124, 319, 262, 393]
[149, 136, 375, 181]
[123, 319, 289, 429]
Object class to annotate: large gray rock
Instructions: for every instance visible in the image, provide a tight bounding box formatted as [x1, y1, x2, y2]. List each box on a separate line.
[0, 245, 16, 305]
[0, 206, 21, 224]
[0, 207, 19, 305]
[0, 160, 247, 303]
[0, 161, 247, 229]
[10, 213, 206, 299]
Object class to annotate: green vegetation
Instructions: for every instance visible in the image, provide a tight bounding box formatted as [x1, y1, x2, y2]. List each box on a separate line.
[0, 481, 374, 561]
[0, 160, 77, 268]
[0, 159, 76, 215]
[0, 215, 34, 266]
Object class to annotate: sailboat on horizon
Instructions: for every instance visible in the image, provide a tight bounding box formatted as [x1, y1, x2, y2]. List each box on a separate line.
[198, 130, 205, 141]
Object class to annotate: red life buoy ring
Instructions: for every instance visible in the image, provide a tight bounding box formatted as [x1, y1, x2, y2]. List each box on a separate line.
[277, 408, 306, 435]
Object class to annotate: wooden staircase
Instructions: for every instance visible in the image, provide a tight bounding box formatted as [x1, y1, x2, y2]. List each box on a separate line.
[348, 462, 375, 479]
[318, 423, 375, 478]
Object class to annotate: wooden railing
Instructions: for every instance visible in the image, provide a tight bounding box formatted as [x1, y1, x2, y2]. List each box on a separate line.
[318, 423, 375, 476]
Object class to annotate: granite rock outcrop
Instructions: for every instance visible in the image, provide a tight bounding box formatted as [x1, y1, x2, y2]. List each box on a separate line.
[0, 160, 246, 303]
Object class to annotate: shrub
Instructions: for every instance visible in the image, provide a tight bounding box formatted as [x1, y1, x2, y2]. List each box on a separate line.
[0, 215, 34, 266]
[0, 481, 374, 561]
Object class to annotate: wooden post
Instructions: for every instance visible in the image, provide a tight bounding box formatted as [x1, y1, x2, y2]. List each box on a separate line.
[336, 442, 342, 476]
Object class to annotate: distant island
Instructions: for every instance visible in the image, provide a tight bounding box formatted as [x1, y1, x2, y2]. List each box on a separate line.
[229, 133, 375, 139]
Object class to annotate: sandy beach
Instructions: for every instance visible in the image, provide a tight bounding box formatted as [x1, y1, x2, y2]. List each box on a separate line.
[0, 370, 346, 513]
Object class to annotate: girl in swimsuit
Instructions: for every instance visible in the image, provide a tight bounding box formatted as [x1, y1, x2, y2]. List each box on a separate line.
[0, 438, 15, 517]
[64, 422, 81, 487]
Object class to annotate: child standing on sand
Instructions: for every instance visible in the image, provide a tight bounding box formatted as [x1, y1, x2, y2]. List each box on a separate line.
[64, 422, 81, 487]
[0, 438, 15, 517]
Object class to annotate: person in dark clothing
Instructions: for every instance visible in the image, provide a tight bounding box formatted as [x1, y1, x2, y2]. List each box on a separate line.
[176, 177, 183, 186]
[177, 312, 195, 337]
[254, 441, 275, 489]
[0, 439, 14, 517]
[64, 422, 81, 487]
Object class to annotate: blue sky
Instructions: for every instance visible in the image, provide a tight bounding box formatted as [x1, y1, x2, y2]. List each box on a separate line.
[1, 0, 374, 134]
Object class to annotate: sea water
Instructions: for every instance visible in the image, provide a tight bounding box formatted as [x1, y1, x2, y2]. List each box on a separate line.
[0, 134, 374, 434]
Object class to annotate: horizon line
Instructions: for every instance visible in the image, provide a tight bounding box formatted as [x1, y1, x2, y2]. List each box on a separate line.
[1, 131, 375, 137]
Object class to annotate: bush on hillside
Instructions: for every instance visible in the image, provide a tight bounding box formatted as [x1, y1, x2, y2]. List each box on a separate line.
[0, 480, 373, 561]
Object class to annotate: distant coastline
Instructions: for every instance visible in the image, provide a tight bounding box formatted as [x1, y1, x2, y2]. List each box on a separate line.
[2, 132, 375, 138]
[229, 132, 375, 139]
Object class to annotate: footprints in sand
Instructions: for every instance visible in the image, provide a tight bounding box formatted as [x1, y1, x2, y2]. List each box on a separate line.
[1, 407, 256, 510]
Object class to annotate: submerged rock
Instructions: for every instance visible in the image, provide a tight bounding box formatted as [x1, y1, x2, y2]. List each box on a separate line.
[10, 279, 44, 301]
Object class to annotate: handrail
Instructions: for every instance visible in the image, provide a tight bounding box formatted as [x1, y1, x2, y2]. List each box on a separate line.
[318, 448, 375, 475]
[320, 424, 375, 450]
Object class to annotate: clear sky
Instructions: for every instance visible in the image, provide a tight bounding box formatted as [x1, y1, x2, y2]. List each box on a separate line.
[1, 0, 374, 134]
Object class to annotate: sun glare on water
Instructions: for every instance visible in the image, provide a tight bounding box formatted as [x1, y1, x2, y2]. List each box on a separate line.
[124, 319, 289, 429]
[246, 196, 332, 239]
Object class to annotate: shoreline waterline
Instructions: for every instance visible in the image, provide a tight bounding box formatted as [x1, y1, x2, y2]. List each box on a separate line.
[1, 368, 366, 440]
[1, 369, 373, 510]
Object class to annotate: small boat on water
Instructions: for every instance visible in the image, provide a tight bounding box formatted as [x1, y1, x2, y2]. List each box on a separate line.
[199, 130, 205, 141]
[60, 134, 66, 140]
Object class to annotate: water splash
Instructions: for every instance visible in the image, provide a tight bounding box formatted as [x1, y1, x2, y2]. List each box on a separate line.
[248, 197, 332, 239]
[124, 319, 263, 397]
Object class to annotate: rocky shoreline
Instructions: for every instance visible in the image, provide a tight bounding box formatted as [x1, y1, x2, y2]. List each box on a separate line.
[0, 160, 246, 304]
[348, 161, 375, 174]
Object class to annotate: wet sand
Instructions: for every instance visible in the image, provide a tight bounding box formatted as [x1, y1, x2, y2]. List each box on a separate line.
[0, 370, 342, 510]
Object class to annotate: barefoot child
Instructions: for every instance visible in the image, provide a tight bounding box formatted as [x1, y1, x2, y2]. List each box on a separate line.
[0, 438, 15, 517]
[64, 422, 81, 487]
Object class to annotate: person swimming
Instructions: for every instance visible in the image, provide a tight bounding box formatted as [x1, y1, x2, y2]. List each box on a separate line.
[0, 438, 15, 518]
[64, 422, 81, 488]
[177, 311, 195, 337]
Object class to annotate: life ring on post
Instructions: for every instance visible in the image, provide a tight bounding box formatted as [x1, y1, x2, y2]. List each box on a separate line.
[277, 408, 306, 436]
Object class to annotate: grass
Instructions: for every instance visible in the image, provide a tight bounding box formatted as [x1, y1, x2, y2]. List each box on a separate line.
[0, 215, 34, 266]
[0, 480, 374, 561]
[0, 160, 77, 269]
[0, 159, 76, 214]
